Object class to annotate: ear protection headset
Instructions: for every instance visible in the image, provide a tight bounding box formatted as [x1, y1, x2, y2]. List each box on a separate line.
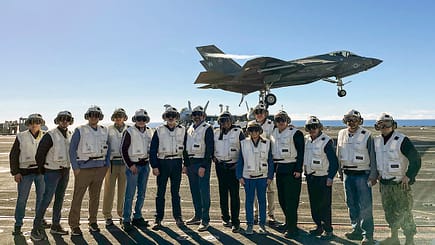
[25, 113, 45, 126]
[54, 111, 74, 125]
[84, 106, 104, 120]
[132, 109, 150, 123]
[111, 108, 128, 121]
[274, 110, 291, 124]
[342, 109, 364, 125]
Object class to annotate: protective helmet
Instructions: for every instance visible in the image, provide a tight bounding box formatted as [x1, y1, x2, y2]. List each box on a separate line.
[54, 111, 74, 125]
[111, 108, 128, 121]
[218, 111, 232, 124]
[192, 106, 205, 117]
[84, 106, 104, 120]
[25, 113, 45, 126]
[162, 105, 180, 120]
[132, 109, 150, 123]
[342, 109, 363, 125]
[274, 110, 291, 124]
[253, 103, 268, 115]
[374, 112, 397, 130]
[304, 116, 323, 132]
[247, 121, 263, 134]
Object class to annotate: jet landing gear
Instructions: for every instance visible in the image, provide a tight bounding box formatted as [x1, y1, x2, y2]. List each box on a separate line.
[323, 77, 351, 97]
[259, 91, 277, 107]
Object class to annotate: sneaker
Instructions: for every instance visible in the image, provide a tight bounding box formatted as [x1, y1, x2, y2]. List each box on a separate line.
[268, 215, 277, 225]
[89, 223, 100, 232]
[50, 224, 68, 235]
[285, 229, 299, 239]
[197, 223, 210, 232]
[30, 228, 45, 241]
[232, 225, 240, 233]
[185, 216, 201, 225]
[41, 219, 51, 229]
[222, 220, 232, 227]
[345, 230, 363, 240]
[105, 218, 114, 226]
[320, 231, 334, 240]
[258, 225, 267, 234]
[309, 227, 324, 236]
[245, 225, 254, 235]
[71, 227, 83, 236]
[122, 222, 133, 232]
[132, 217, 149, 227]
[361, 236, 375, 245]
[175, 218, 185, 227]
[276, 223, 288, 232]
[12, 226, 22, 236]
[152, 220, 163, 231]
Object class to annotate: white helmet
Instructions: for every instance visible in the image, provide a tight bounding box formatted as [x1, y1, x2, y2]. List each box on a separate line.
[84, 106, 104, 120]
[304, 116, 323, 132]
[54, 111, 74, 125]
[342, 109, 363, 125]
[375, 112, 397, 130]
[132, 109, 150, 123]
[25, 113, 45, 126]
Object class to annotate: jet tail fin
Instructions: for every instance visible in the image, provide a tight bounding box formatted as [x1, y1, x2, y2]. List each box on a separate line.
[197, 45, 241, 74]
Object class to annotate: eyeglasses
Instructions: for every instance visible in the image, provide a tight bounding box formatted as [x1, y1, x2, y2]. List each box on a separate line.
[165, 112, 178, 119]
[275, 117, 286, 123]
[254, 109, 265, 115]
[218, 117, 230, 124]
[88, 112, 101, 118]
[58, 116, 72, 122]
[247, 127, 261, 133]
[192, 111, 203, 117]
[135, 116, 148, 122]
[305, 124, 320, 131]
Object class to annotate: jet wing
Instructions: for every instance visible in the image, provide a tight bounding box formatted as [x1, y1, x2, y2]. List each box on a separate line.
[194, 71, 234, 84]
[241, 57, 303, 74]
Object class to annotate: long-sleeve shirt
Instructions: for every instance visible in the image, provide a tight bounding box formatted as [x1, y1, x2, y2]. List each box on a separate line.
[69, 126, 110, 170]
[324, 139, 339, 180]
[275, 130, 305, 175]
[9, 130, 43, 176]
[236, 138, 275, 180]
[183, 122, 214, 168]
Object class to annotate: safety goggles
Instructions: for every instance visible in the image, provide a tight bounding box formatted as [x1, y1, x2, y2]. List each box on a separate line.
[88, 111, 101, 118]
[113, 112, 126, 118]
[275, 117, 286, 123]
[165, 112, 178, 119]
[218, 117, 230, 124]
[254, 109, 265, 115]
[374, 120, 394, 130]
[344, 117, 358, 123]
[305, 123, 320, 131]
[247, 126, 261, 133]
[28, 118, 43, 125]
[135, 116, 149, 122]
[192, 111, 203, 117]
[58, 116, 72, 122]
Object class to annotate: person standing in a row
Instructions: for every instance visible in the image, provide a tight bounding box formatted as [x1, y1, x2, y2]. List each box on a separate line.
[121, 109, 153, 231]
[68, 106, 110, 236]
[150, 106, 185, 230]
[30, 111, 74, 241]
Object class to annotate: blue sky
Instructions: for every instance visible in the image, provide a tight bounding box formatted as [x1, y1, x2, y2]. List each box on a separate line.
[1, 1, 434, 128]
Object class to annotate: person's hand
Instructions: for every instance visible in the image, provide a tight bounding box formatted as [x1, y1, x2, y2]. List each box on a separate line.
[267, 178, 272, 185]
[326, 178, 333, 187]
[152, 168, 160, 176]
[338, 174, 344, 181]
[14, 173, 22, 183]
[130, 165, 138, 175]
[198, 167, 205, 177]
[369, 178, 378, 187]
[293, 172, 301, 179]
[182, 166, 187, 175]
[73, 169, 80, 176]
[239, 178, 245, 186]
[401, 176, 410, 190]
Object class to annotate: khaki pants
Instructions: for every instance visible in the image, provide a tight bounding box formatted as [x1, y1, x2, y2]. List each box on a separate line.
[68, 167, 107, 228]
[102, 164, 126, 219]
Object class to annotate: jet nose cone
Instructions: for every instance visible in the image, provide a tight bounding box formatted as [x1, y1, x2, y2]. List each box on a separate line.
[370, 58, 383, 67]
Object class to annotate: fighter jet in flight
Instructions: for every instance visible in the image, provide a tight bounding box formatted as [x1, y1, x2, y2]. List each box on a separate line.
[195, 45, 382, 106]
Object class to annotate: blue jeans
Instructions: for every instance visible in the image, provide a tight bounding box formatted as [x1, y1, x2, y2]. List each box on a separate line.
[15, 173, 45, 227]
[244, 178, 267, 226]
[344, 173, 374, 237]
[187, 162, 211, 224]
[34, 168, 70, 228]
[123, 164, 150, 223]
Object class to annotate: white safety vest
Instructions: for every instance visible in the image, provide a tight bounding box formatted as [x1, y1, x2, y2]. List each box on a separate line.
[126, 126, 152, 162]
[241, 137, 270, 179]
[214, 127, 242, 163]
[157, 125, 185, 159]
[76, 125, 108, 161]
[108, 124, 128, 159]
[270, 127, 298, 163]
[304, 132, 331, 176]
[249, 119, 274, 139]
[337, 127, 371, 171]
[186, 121, 211, 158]
[17, 130, 45, 169]
[45, 128, 71, 169]
[374, 131, 409, 181]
